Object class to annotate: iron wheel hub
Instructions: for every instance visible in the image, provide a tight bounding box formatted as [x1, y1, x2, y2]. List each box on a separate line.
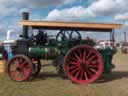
[80, 61, 87, 71]
[16, 67, 22, 72]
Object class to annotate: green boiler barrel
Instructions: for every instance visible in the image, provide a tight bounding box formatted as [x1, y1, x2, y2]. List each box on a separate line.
[29, 47, 60, 59]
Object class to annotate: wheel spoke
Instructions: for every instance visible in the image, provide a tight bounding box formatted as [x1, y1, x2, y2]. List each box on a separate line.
[20, 72, 25, 79]
[10, 64, 16, 71]
[10, 69, 17, 73]
[70, 67, 79, 75]
[90, 68, 97, 74]
[86, 50, 92, 59]
[23, 65, 31, 73]
[88, 55, 96, 62]
[83, 51, 86, 60]
[13, 59, 18, 64]
[69, 61, 79, 66]
[10, 70, 17, 73]
[16, 72, 25, 81]
[88, 64, 98, 68]
[24, 63, 31, 68]
[23, 68, 30, 76]
[15, 72, 21, 80]
[18, 58, 24, 64]
[74, 70, 80, 79]
[10, 70, 17, 80]
[91, 60, 98, 65]
[22, 60, 28, 65]
[10, 71, 15, 78]
[86, 69, 92, 79]
[69, 56, 78, 62]
[69, 65, 77, 70]
[74, 53, 81, 61]
[80, 70, 84, 80]
[14, 59, 20, 66]
[84, 71, 88, 80]
[78, 49, 83, 59]
[20, 61, 28, 68]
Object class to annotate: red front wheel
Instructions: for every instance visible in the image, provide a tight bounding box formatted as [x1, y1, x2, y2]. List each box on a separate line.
[7, 55, 33, 81]
[64, 45, 103, 84]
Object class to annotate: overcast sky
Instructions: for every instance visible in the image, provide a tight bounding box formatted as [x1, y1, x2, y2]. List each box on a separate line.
[0, 0, 128, 42]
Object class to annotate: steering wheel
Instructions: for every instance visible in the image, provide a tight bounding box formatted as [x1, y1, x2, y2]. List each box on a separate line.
[56, 30, 81, 42]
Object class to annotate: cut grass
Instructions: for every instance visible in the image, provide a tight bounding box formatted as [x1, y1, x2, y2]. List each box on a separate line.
[113, 49, 128, 65]
[0, 50, 128, 96]
[0, 70, 112, 96]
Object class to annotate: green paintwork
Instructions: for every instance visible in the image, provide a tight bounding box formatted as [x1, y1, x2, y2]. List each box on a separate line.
[28, 39, 115, 74]
[98, 48, 116, 74]
[29, 46, 60, 59]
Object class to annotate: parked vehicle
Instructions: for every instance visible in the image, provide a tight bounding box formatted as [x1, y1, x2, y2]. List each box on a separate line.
[6, 12, 122, 84]
[121, 42, 128, 54]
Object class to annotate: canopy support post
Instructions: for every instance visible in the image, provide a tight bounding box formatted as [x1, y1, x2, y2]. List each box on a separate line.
[110, 29, 115, 42]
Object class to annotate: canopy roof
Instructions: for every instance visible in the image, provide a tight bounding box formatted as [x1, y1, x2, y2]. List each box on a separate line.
[19, 20, 122, 32]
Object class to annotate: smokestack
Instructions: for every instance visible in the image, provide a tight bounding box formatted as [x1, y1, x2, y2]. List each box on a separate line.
[22, 12, 29, 20]
[22, 12, 29, 39]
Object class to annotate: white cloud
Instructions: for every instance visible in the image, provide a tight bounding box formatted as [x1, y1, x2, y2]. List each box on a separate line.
[0, 0, 75, 19]
[89, 0, 117, 16]
[19, 8, 29, 13]
[90, 0, 128, 16]
[0, 0, 23, 5]
[26, 0, 75, 8]
[45, 0, 128, 22]
[0, 0, 23, 18]
[0, 24, 5, 30]
[46, 6, 95, 21]
[0, 0, 128, 20]
[0, 0, 128, 41]
[0, 5, 17, 17]
[0, 24, 7, 40]
[115, 13, 128, 21]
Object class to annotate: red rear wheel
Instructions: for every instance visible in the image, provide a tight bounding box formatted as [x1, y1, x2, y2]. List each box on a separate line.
[64, 45, 103, 84]
[7, 55, 32, 81]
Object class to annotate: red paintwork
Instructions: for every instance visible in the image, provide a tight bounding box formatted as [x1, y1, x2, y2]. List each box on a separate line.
[64, 45, 103, 84]
[8, 55, 32, 81]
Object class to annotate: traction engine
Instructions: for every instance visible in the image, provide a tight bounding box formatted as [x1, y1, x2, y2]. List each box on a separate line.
[6, 12, 118, 84]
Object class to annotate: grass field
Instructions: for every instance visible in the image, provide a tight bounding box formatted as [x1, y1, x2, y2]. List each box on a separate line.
[113, 49, 128, 65]
[0, 50, 128, 96]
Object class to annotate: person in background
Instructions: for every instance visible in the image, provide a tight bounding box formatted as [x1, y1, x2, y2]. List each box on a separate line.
[8, 46, 16, 60]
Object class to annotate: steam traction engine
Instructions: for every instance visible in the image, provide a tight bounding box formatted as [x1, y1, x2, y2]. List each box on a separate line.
[7, 12, 122, 84]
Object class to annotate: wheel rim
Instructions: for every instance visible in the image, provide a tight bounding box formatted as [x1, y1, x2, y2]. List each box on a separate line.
[64, 45, 103, 84]
[8, 55, 32, 81]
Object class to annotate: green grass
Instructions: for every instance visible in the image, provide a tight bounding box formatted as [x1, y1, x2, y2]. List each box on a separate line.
[0, 65, 112, 96]
[0, 50, 128, 96]
[113, 49, 128, 65]
[0, 68, 112, 96]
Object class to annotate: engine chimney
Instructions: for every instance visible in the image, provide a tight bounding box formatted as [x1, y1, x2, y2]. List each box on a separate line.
[22, 12, 29, 39]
